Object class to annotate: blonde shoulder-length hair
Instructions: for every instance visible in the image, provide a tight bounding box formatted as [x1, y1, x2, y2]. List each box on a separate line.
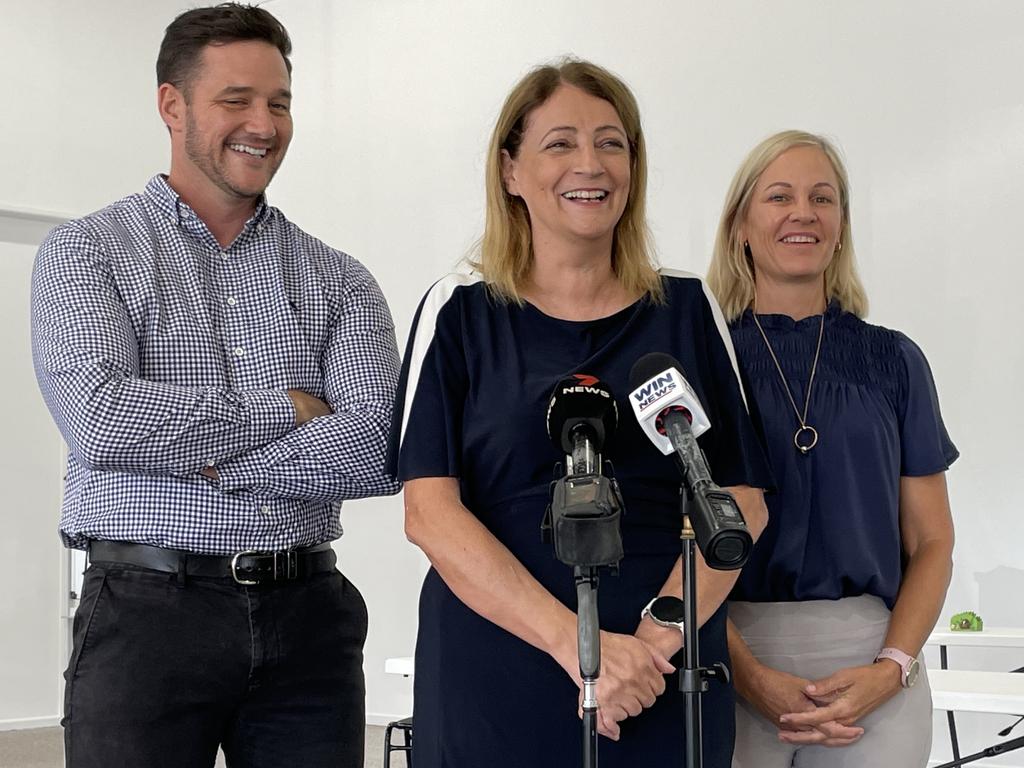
[470, 58, 663, 304]
[707, 130, 868, 322]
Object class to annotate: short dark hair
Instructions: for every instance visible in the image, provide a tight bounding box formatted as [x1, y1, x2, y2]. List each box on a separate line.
[156, 3, 292, 96]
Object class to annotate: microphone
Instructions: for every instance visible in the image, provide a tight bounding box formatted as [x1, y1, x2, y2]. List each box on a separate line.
[546, 374, 617, 476]
[542, 374, 624, 569]
[545, 375, 626, 759]
[628, 353, 751, 570]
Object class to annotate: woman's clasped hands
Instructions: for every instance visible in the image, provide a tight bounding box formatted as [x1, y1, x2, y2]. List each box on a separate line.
[567, 630, 675, 741]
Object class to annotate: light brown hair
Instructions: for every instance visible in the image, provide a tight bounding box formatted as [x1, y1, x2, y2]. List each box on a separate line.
[472, 59, 662, 303]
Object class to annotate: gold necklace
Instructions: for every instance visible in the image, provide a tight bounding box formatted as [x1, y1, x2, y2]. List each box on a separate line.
[751, 306, 825, 454]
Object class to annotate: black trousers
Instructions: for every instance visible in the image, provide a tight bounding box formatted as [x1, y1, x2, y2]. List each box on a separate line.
[63, 563, 368, 768]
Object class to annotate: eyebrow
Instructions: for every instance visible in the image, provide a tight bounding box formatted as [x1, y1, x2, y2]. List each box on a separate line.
[764, 181, 838, 193]
[216, 85, 293, 100]
[538, 124, 627, 142]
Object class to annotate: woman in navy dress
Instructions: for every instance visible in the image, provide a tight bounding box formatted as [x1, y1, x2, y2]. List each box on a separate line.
[707, 131, 958, 768]
[388, 60, 772, 767]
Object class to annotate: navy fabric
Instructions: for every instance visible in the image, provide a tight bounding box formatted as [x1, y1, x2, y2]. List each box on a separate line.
[391, 271, 772, 767]
[730, 301, 959, 608]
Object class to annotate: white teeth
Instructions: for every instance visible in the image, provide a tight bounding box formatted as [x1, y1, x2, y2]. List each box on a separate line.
[562, 190, 607, 200]
[228, 144, 268, 157]
[782, 235, 817, 243]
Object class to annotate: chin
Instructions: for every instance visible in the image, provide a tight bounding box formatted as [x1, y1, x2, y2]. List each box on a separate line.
[225, 178, 271, 199]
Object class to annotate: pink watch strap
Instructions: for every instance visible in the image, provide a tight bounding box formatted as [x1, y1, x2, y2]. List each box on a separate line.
[875, 647, 914, 686]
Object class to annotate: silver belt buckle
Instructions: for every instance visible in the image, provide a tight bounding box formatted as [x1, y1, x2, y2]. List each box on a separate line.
[231, 550, 263, 586]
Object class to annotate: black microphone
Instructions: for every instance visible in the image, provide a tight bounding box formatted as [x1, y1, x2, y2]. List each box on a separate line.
[628, 353, 751, 570]
[546, 373, 618, 476]
[542, 374, 624, 569]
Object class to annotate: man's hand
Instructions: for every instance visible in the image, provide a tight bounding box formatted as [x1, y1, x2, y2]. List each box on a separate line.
[198, 390, 328, 481]
[287, 390, 332, 426]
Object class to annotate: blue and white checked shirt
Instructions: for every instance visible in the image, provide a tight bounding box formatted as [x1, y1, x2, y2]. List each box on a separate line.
[32, 175, 401, 554]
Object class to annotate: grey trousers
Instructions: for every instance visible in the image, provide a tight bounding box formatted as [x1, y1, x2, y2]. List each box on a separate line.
[730, 596, 932, 768]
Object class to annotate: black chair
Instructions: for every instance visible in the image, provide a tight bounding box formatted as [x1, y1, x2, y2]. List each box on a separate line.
[383, 716, 413, 767]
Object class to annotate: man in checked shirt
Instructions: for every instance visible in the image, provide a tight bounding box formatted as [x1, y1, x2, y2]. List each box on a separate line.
[30, 5, 401, 767]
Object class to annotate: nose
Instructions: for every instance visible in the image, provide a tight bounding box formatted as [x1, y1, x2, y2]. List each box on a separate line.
[245, 102, 277, 140]
[574, 142, 605, 177]
[789, 197, 817, 222]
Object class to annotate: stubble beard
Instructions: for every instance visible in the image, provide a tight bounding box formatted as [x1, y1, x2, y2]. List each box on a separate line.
[184, 109, 281, 201]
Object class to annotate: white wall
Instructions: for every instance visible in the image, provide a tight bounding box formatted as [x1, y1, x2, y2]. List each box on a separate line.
[3, 0, 1022, 764]
[2, 0, 177, 215]
[1, 0, 186, 728]
[0, 230, 66, 728]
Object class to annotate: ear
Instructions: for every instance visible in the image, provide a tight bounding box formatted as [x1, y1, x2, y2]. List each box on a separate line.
[500, 149, 519, 197]
[157, 83, 186, 133]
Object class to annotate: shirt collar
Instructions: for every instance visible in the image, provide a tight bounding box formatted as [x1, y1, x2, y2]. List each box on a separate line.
[144, 174, 272, 238]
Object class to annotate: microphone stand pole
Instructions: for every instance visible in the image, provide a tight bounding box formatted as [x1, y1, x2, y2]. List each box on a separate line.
[932, 734, 1024, 768]
[544, 435, 624, 768]
[575, 566, 600, 768]
[678, 486, 729, 768]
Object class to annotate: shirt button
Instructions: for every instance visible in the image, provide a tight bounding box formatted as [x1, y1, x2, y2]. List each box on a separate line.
[220, 251, 229, 260]
[260, 505, 271, 515]
[233, 347, 245, 357]
[205, 458, 216, 467]
[227, 296, 238, 306]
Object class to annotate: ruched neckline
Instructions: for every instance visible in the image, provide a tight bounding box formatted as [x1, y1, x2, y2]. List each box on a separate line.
[738, 298, 843, 332]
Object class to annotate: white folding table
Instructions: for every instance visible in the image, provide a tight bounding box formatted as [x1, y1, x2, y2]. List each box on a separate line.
[926, 627, 1024, 767]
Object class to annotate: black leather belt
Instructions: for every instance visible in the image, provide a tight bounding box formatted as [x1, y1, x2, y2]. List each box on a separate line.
[89, 540, 337, 586]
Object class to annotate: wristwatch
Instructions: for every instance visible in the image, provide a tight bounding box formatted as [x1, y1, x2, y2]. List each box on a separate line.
[875, 647, 921, 688]
[640, 596, 686, 635]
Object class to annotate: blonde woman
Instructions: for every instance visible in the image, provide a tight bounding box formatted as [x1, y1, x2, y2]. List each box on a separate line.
[388, 60, 770, 767]
[708, 130, 957, 768]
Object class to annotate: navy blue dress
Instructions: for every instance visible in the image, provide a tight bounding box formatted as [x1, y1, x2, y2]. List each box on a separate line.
[730, 301, 959, 607]
[389, 271, 771, 768]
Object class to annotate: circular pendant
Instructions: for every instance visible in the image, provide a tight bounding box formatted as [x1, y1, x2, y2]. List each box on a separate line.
[794, 425, 818, 454]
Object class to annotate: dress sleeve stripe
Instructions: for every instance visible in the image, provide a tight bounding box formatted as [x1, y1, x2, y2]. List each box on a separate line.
[399, 272, 481, 448]
[660, 267, 749, 411]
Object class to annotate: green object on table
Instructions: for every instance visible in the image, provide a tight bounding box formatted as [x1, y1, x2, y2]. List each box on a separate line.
[949, 610, 984, 631]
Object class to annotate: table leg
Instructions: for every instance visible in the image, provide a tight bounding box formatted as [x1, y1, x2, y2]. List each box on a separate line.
[941, 644, 961, 762]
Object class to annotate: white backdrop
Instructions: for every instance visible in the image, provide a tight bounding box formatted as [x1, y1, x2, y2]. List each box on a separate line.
[2, 1, 1022, 764]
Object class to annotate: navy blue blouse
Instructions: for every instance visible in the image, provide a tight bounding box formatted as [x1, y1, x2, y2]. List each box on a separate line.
[730, 301, 959, 608]
[392, 272, 773, 535]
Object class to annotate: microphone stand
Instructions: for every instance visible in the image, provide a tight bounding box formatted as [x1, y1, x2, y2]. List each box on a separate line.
[575, 565, 600, 768]
[544, 455, 624, 768]
[678, 485, 730, 768]
[932, 734, 1024, 768]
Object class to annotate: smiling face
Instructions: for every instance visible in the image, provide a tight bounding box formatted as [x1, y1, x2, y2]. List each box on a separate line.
[501, 84, 631, 254]
[740, 145, 842, 292]
[161, 39, 293, 207]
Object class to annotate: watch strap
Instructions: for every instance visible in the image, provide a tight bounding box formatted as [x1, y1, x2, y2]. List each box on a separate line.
[875, 647, 915, 687]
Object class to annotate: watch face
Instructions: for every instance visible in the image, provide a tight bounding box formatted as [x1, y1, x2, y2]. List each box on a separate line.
[651, 596, 686, 624]
[905, 658, 921, 688]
